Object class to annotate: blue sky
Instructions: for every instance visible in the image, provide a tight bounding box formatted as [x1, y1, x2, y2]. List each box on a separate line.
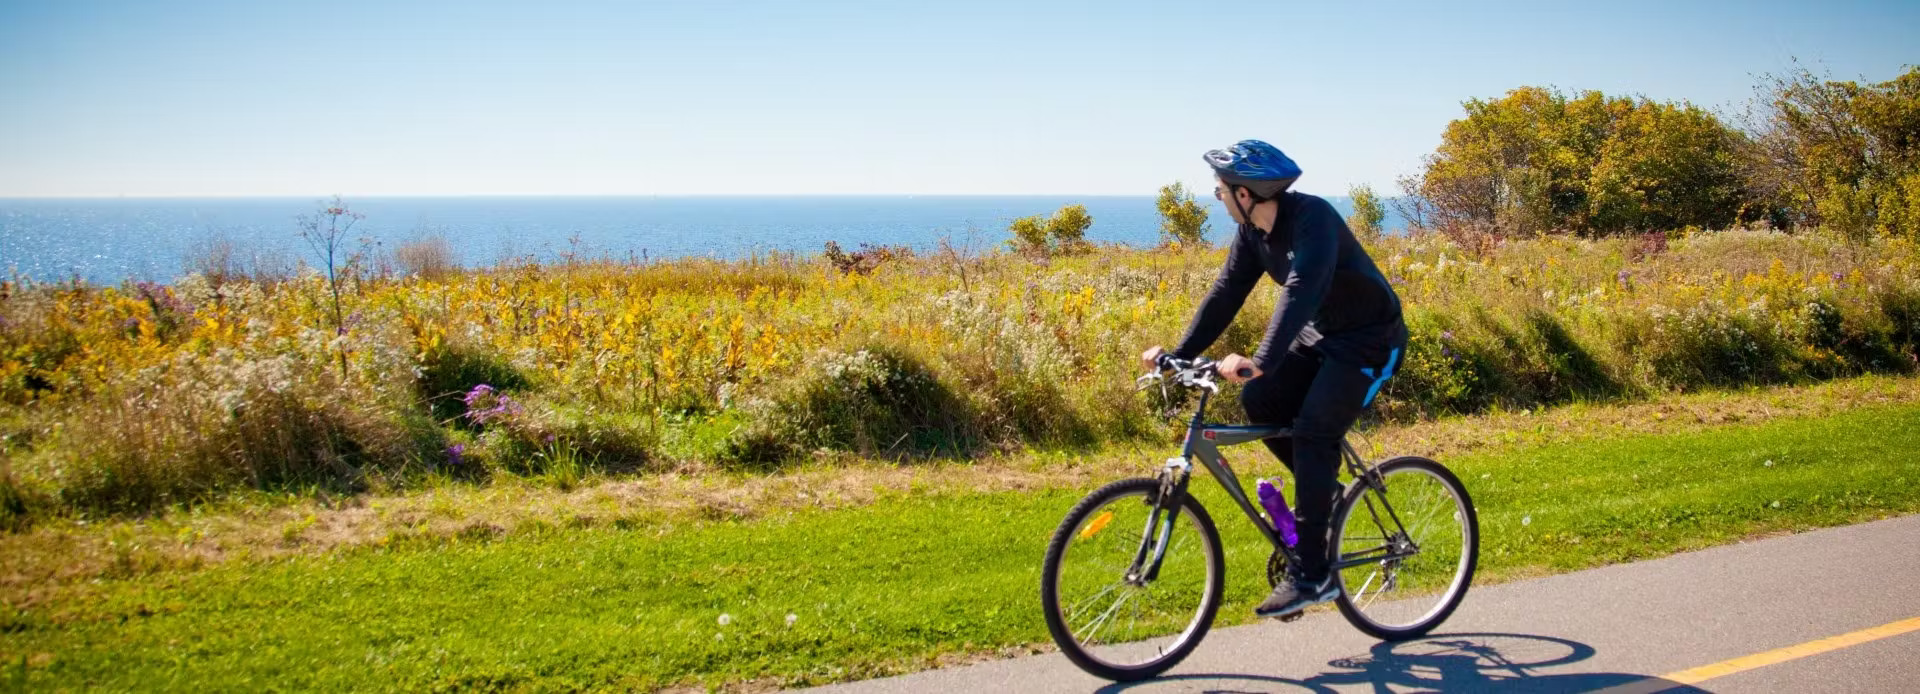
[1, 0, 1914, 197]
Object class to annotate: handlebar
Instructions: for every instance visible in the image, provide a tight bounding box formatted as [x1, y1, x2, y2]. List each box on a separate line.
[1143, 354, 1251, 393]
[1153, 354, 1254, 380]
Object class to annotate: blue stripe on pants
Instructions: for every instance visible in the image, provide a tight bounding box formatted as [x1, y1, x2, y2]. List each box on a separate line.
[1359, 347, 1401, 408]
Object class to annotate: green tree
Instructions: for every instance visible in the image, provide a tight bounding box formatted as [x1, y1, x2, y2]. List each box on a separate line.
[1586, 99, 1747, 233]
[1416, 86, 1562, 236]
[1007, 204, 1095, 255]
[1155, 182, 1211, 247]
[1742, 65, 1920, 239]
[1048, 204, 1093, 253]
[1413, 86, 1749, 237]
[1008, 214, 1051, 254]
[1348, 184, 1387, 239]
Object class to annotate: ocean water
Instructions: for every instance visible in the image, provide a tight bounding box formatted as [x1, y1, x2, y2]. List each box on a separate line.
[0, 195, 1401, 284]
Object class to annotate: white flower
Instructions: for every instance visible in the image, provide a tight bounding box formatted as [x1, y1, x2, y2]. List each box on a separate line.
[717, 613, 732, 626]
[785, 613, 798, 628]
[1521, 515, 1532, 526]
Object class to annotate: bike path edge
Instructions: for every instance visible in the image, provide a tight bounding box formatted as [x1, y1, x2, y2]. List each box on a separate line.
[799, 513, 1920, 693]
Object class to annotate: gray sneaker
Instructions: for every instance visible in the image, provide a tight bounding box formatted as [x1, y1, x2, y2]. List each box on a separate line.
[1254, 574, 1338, 617]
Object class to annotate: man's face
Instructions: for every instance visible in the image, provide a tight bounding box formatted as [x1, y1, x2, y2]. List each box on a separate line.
[1215, 177, 1250, 224]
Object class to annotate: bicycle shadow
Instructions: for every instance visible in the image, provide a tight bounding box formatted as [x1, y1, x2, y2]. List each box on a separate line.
[1092, 632, 1710, 693]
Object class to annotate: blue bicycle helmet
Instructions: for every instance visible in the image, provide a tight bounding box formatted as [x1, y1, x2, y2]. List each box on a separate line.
[1204, 140, 1301, 200]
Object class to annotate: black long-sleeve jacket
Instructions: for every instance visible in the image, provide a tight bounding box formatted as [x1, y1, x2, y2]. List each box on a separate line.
[1173, 192, 1406, 371]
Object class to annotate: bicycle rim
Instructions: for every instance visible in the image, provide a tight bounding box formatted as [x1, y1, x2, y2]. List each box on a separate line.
[1333, 459, 1475, 635]
[1049, 484, 1218, 671]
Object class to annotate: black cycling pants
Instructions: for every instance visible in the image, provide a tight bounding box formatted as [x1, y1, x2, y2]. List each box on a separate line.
[1239, 340, 1399, 580]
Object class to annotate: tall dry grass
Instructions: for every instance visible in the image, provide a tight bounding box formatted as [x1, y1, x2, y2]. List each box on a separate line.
[2, 228, 1917, 523]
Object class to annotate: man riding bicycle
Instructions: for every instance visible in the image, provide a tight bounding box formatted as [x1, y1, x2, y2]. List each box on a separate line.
[1142, 140, 1407, 618]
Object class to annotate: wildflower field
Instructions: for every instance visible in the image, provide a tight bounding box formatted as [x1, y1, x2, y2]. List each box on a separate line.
[3, 229, 1918, 527]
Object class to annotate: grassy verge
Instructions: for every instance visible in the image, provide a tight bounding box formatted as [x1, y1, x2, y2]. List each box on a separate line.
[5, 372, 1915, 596]
[4, 399, 1920, 691]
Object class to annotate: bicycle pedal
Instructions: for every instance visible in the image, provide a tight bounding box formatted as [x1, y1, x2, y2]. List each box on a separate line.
[1277, 610, 1304, 623]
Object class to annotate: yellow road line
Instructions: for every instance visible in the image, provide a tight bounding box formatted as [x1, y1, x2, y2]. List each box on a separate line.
[1662, 615, 1920, 685]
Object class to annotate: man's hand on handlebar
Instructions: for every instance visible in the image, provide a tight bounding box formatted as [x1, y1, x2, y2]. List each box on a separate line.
[1141, 345, 1167, 372]
[1217, 354, 1261, 384]
[1140, 346, 1259, 385]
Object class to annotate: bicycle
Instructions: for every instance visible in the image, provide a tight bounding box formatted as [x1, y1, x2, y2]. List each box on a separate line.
[1039, 355, 1480, 681]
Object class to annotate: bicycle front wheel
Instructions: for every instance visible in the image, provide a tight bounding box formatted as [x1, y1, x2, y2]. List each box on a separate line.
[1331, 456, 1479, 641]
[1040, 477, 1224, 681]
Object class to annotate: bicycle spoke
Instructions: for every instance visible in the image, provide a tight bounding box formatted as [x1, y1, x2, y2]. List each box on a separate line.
[1404, 486, 1451, 543]
[1351, 568, 1381, 605]
[1044, 479, 1223, 676]
[1096, 590, 1139, 644]
[1332, 460, 1477, 637]
[1076, 589, 1136, 644]
[1361, 569, 1393, 609]
[1065, 579, 1127, 624]
[1125, 586, 1143, 644]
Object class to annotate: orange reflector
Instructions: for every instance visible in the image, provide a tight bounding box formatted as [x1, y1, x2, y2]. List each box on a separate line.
[1079, 511, 1115, 541]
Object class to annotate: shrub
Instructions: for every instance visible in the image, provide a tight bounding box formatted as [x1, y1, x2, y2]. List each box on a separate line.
[1157, 183, 1212, 248]
[417, 341, 531, 424]
[1008, 215, 1052, 255]
[1349, 184, 1387, 240]
[394, 235, 461, 280]
[462, 391, 655, 481]
[1048, 204, 1093, 253]
[721, 347, 975, 469]
[822, 241, 910, 276]
[20, 354, 441, 515]
[1007, 205, 1094, 255]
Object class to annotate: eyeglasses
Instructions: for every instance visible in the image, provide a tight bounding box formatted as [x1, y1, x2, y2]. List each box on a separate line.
[1213, 185, 1225, 199]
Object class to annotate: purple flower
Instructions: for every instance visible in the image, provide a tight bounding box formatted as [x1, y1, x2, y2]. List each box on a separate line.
[135, 281, 190, 315]
[461, 384, 521, 425]
[1617, 269, 1632, 285]
[463, 384, 497, 408]
[1441, 331, 1455, 341]
[446, 443, 467, 465]
[1831, 272, 1845, 283]
[1391, 275, 1406, 285]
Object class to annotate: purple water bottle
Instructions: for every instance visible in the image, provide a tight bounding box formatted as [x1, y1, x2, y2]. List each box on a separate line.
[1256, 478, 1300, 547]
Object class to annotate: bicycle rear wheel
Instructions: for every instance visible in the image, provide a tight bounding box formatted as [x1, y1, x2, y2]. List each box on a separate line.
[1040, 477, 1224, 681]
[1330, 456, 1479, 641]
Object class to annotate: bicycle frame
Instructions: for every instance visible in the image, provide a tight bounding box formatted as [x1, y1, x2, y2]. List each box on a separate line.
[1127, 380, 1417, 584]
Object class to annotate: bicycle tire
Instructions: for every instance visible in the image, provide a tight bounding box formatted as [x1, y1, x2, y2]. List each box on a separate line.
[1040, 477, 1225, 681]
[1330, 456, 1479, 641]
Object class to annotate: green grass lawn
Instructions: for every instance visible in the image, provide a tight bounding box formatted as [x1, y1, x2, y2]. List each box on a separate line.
[5, 402, 1920, 691]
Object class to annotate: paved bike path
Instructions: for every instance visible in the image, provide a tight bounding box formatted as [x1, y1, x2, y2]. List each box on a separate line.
[803, 513, 1920, 693]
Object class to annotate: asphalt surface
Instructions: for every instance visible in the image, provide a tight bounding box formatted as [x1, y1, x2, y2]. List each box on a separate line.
[803, 513, 1920, 693]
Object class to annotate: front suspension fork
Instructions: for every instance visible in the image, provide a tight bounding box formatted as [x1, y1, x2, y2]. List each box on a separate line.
[1127, 458, 1192, 584]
